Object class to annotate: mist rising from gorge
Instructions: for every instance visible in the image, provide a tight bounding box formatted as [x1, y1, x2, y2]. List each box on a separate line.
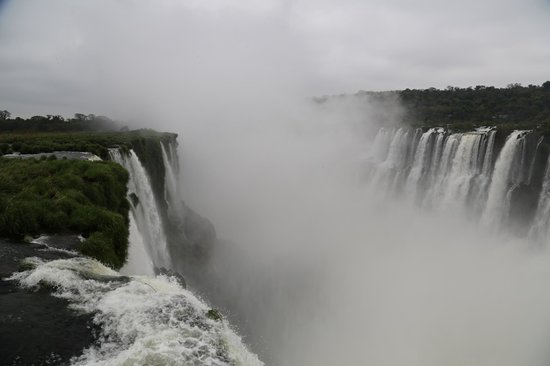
[174, 94, 550, 366]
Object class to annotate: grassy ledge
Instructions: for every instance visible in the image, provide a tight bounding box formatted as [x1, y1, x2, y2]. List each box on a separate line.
[0, 129, 177, 269]
[0, 158, 130, 269]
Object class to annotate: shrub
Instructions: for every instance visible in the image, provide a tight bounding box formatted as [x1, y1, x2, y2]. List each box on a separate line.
[79, 232, 120, 268]
[0, 158, 130, 269]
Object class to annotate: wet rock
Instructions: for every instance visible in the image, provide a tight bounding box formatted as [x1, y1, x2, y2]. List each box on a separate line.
[129, 192, 140, 207]
[206, 309, 223, 321]
[154, 267, 187, 288]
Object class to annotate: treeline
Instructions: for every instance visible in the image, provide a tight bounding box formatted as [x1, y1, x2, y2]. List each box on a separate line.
[0, 130, 176, 160]
[395, 81, 550, 128]
[0, 112, 124, 132]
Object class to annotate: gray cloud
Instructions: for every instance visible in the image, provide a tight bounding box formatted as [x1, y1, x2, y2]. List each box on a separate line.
[0, 0, 549, 116]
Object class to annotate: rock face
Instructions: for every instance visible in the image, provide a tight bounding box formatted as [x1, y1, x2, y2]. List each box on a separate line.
[110, 137, 217, 270]
[0, 238, 98, 366]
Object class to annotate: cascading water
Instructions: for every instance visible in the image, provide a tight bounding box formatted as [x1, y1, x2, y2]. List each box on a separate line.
[405, 128, 438, 201]
[437, 131, 488, 212]
[125, 214, 155, 276]
[527, 136, 544, 185]
[161, 142, 184, 221]
[424, 132, 460, 208]
[365, 127, 547, 233]
[369, 127, 411, 193]
[472, 129, 497, 213]
[481, 130, 530, 230]
[529, 155, 550, 245]
[9, 257, 263, 366]
[370, 127, 498, 212]
[109, 149, 170, 271]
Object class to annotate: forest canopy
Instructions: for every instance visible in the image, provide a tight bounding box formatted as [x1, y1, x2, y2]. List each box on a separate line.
[313, 81, 550, 131]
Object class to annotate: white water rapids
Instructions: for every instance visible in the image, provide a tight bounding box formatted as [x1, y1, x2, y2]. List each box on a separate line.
[9, 257, 262, 366]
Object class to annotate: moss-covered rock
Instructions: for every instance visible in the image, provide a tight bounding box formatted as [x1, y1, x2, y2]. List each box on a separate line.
[206, 309, 223, 321]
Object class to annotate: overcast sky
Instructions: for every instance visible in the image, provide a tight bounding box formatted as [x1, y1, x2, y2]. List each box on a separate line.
[0, 0, 549, 117]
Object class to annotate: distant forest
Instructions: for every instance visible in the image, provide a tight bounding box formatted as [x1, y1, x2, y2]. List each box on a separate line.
[396, 81, 550, 129]
[3, 81, 550, 133]
[0, 112, 124, 132]
[325, 81, 550, 131]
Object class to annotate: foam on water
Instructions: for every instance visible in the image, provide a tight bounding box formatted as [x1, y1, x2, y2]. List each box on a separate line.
[9, 257, 262, 366]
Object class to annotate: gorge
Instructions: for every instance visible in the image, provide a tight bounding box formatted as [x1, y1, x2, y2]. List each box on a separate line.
[4, 114, 550, 366]
[2, 0, 550, 364]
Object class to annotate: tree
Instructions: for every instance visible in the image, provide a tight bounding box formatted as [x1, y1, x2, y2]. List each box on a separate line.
[47, 115, 65, 122]
[543, 81, 550, 91]
[0, 110, 10, 120]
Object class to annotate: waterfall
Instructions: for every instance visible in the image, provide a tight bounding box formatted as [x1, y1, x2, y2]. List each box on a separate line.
[481, 131, 530, 230]
[160, 142, 184, 221]
[424, 130, 446, 187]
[405, 128, 438, 200]
[371, 127, 394, 163]
[527, 136, 544, 185]
[529, 155, 550, 244]
[481, 130, 497, 176]
[369, 127, 497, 212]
[438, 132, 486, 211]
[109, 149, 170, 270]
[369, 127, 410, 193]
[424, 133, 460, 208]
[365, 127, 544, 232]
[472, 129, 497, 213]
[124, 214, 155, 275]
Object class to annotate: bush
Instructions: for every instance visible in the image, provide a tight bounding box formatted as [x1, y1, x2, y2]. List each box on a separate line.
[0, 158, 130, 269]
[79, 232, 120, 268]
[0, 129, 176, 269]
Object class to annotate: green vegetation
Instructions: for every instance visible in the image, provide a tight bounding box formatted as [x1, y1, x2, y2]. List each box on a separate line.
[0, 129, 177, 160]
[314, 81, 550, 134]
[0, 116, 177, 268]
[355, 81, 550, 131]
[0, 158, 129, 269]
[0, 113, 121, 132]
[0, 114, 180, 268]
